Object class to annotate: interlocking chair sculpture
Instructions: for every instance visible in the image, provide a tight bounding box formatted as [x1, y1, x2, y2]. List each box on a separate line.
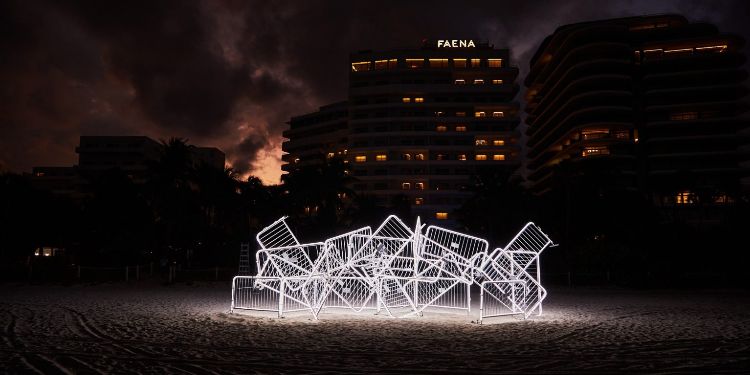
[231, 216, 554, 323]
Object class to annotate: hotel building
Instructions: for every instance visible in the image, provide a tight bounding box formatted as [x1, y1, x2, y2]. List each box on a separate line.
[524, 15, 749, 208]
[283, 41, 521, 223]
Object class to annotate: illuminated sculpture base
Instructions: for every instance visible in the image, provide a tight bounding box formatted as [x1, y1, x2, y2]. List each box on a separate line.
[231, 216, 554, 323]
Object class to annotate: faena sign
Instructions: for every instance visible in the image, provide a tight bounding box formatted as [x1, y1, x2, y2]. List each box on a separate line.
[437, 39, 476, 48]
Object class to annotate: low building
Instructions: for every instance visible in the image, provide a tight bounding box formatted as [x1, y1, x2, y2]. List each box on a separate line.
[31, 136, 226, 195]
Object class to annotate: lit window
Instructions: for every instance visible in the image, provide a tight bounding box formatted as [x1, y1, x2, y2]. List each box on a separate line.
[35, 172, 45, 177]
[355, 155, 367, 162]
[475, 139, 488, 146]
[435, 111, 444, 117]
[455, 125, 467, 132]
[488, 59, 502, 68]
[415, 153, 425, 161]
[402, 153, 412, 160]
[676, 191, 694, 204]
[458, 154, 467, 161]
[474, 79, 484, 84]
[695, 45, 728, 53]
[470, 58, 481, 67]
[374, 60, 389, 70]
[581, 147, 610, 157]
[454, 79, 466, 85]
[582, 129, 609, 140]
[436, 212, 448, 220]
[630, 23, 656, 31]
[643, 48, 663, 59]
[402, 182, 411, 190]
[429, 59, 449, 68]
[670, 112, 698, 121]
[453, 59, 467, 68]
[375, 59, 398, 70]
[415, 182, 425, 190]
[406, 58, 424, 68]
[492, 154, 505, 161]
[414, 97, 424, 103]
[475, 154, 487, 161]
[475, 111, 486, 117]
[456, 111, 466, 117]
[492, 111, 504, 117]
[436, 125, 447, 132]
[402, 97, 411, 103]
[664, 48, 693, 56]
[493, 139, 504, 146]
[415, 197, 424, 205]
[294, 157, 300, 163]
[351, 61, 370, 72]
[613, 130, 629, 139]
[713, 194, 733, 204]
[492, 79, 503, 84]
[376, 154, 387, 161]
[327, 152, 335, 158]
[436, 154, 446, 160]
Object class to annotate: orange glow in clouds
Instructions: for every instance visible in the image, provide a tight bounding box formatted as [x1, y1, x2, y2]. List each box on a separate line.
[245, 142, 283, 185]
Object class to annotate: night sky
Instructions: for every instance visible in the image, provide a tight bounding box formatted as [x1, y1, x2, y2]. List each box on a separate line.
[1, 0, 748, 184]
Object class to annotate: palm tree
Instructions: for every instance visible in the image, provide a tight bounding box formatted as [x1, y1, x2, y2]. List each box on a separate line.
[145, 138, 202, 265]
[281, 157, 356, 238]
[454, 169, 533, 244]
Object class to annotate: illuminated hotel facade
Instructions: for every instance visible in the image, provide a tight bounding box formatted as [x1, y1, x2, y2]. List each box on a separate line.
[283, 41, 521, 222]
[524, 15, 749, 209]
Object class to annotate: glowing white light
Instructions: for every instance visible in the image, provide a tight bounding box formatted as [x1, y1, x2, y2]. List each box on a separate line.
[231, 216, 555, 323]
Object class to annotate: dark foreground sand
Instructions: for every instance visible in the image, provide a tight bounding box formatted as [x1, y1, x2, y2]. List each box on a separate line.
[1, 283, 748, 374]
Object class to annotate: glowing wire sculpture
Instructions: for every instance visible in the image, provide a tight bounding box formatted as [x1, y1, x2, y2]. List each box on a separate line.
[231, 216, 554, 323]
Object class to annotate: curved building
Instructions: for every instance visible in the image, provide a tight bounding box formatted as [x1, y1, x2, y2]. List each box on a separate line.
[524, 15, 749, 208]
[282, 101, 349, 173]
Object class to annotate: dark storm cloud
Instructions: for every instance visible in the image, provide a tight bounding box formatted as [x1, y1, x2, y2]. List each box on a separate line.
[59, 1, 255, 136]
[232, 134, 267, 174]
[1, 0, 748, 180]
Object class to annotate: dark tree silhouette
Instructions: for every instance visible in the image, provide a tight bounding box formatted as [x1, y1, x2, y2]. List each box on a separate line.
[281, 157, 355, 240]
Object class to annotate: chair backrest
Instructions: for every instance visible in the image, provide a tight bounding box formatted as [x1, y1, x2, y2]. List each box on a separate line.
[256, 216, 300, 249]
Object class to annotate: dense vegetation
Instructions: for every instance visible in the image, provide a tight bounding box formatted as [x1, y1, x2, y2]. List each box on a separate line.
[1, 139, 748, 286]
